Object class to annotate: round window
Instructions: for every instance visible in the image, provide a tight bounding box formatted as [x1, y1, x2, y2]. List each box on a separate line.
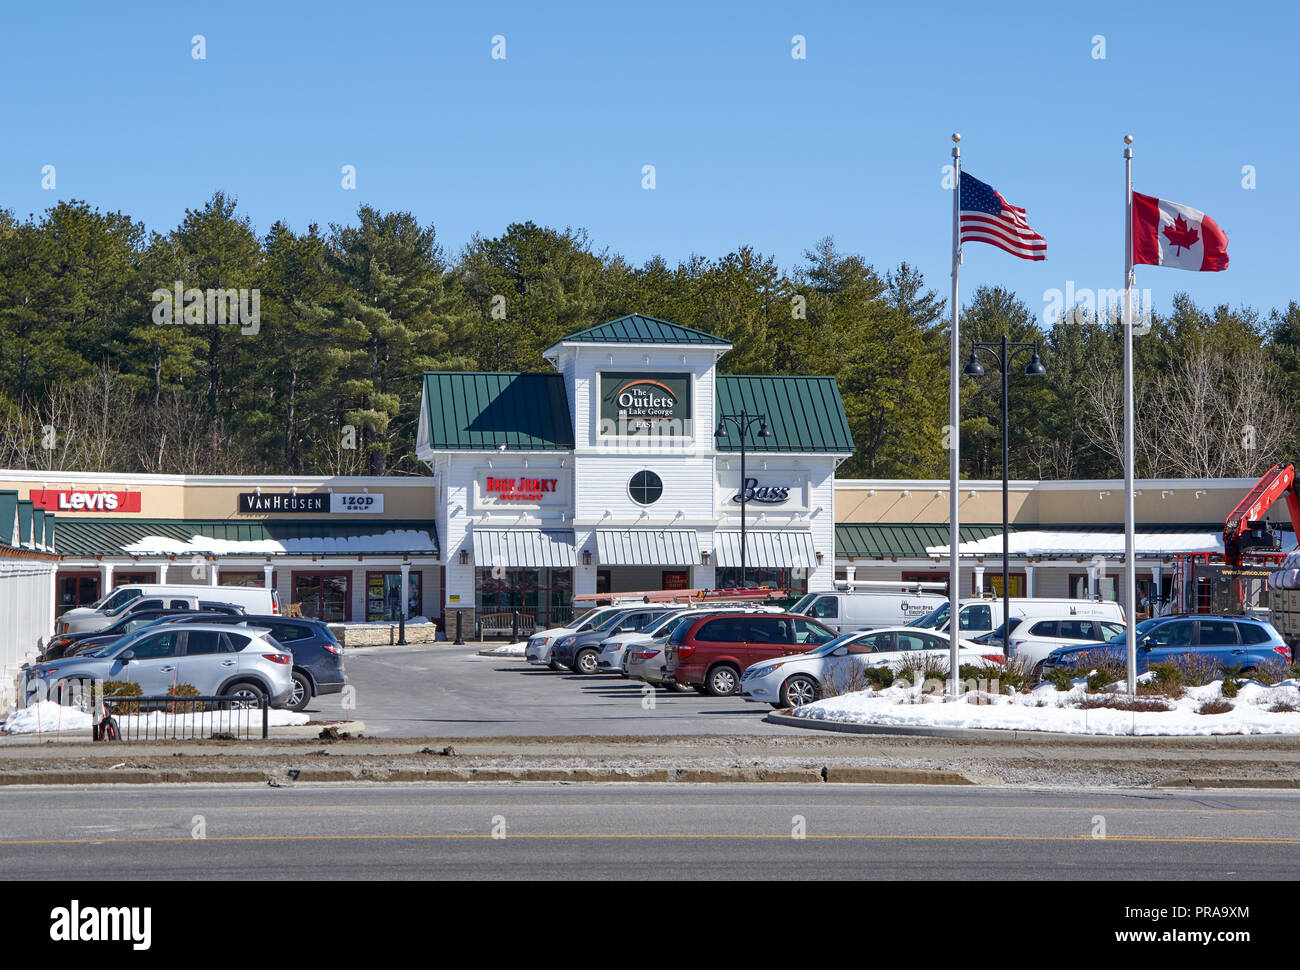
[629, 470, 663, 505]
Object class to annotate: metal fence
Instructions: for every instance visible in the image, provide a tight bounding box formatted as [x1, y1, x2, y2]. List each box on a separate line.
[92, 693, 270, 741]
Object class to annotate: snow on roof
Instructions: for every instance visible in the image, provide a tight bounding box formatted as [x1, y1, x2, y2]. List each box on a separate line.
[924, 529, 1297, 559]
[121, 529, 438, 556]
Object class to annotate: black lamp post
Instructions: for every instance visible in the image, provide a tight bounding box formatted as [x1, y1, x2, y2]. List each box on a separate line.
[714, 411, 771, 587]
[963, 335, 1046, 656]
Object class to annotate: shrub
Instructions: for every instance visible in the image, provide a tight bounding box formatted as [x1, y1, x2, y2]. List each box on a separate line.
[1078, 695, 1174, 713]
[1043, 667, 1083, 692]
[1087, 669, 1116, 693]
[1148, 661, 1184, 692]
[963, 657, 1029, 694]
[1251, 659, 1288, 687]
[1076, 649, 1125, 692]
[897, 654, 948, 689]
[166, 683, 205, 714]
[1268, 698, 1300, 713]
[1197, 698, 1234, 715]
[861, 665, 895, 690]
[100, 680, 142, 715]
[1174, 652, 1222, 687]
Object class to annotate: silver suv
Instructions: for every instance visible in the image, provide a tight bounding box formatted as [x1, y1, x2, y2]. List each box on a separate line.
[20, 623, 294, 709]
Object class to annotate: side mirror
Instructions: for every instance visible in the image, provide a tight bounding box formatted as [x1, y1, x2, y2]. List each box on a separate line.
[832, 646, 849, 657]
[119, 649, 135, 663]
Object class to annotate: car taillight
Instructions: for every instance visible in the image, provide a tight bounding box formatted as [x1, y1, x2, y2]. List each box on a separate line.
[636, 650, 660, 660]
[1274, 645, 1291, 659]
[322, 644, 341, 655]
[262, 653, 291, 664]
[678, 644, 694, 659]
[980, 654, 1005, 664]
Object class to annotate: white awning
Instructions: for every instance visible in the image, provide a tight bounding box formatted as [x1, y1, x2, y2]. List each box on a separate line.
[713, 530, 817, 569]
[472, 529, 575, 567]
[923, 529, 1298, 560]
[596, 529, 700, 566]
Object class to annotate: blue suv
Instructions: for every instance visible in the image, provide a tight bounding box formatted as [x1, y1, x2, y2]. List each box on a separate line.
[1041, 614, 1291, 675]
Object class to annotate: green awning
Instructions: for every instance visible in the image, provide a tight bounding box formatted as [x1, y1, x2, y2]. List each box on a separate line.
[53, 518, 440, 558]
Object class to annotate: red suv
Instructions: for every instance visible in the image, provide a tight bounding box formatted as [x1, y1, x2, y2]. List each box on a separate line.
[665, 613, 838, 696]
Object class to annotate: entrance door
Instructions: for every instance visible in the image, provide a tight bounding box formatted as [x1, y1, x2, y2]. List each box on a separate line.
[58, 573, 100, 616]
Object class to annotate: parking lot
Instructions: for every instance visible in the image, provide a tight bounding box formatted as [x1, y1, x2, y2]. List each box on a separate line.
[310, 644, 806, 738]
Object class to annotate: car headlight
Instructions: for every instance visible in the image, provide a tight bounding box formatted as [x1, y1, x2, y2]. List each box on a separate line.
[557, 636, 575, 649]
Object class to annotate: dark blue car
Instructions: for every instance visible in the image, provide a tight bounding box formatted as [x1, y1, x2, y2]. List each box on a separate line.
[1041, 614, 1290, 675]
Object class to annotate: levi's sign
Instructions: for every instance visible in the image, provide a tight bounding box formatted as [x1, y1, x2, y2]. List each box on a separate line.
[31, 490, 141, 513]
[238, 493, 327, 513]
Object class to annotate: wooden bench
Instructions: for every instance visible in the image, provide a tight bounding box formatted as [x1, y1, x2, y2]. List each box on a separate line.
[478, 612, 536, 640]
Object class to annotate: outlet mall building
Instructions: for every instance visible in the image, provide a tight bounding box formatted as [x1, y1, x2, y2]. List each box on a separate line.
[0, 316, 1280, 652]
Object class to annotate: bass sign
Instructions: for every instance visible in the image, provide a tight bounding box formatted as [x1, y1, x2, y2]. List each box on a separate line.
[730, 477, 790, 505]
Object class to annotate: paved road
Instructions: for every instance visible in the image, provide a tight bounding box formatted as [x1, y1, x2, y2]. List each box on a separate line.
[3, 783, 1298, 879]
[308, 644, 804, 737]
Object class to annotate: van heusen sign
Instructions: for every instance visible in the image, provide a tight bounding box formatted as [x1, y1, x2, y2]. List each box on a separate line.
[237, 492, 384, 513]
[598, 371, 691, 436]
[238, 493, 327, 513]
[31, 489, 142, 513]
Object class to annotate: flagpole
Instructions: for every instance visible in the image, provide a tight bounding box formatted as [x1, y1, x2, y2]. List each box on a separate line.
[949, 132, 962, 695]
[1123, 134, 1138, 695]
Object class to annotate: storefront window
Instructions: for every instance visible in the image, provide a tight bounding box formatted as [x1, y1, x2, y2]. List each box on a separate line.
[475, 567, 573, 628]
[220, 572, 267, 588]
[366, 571, 422, 622]
[293, 572, 350, 622]
[717, 567, 809, 594]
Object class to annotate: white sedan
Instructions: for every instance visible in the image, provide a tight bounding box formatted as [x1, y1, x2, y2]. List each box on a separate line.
[738, 627, 1001, 709]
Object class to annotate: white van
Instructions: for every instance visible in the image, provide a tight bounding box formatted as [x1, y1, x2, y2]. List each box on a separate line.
[57, 584, 280, 635]
[909, 597, 1126, 640]
[790, 585, 949, 633]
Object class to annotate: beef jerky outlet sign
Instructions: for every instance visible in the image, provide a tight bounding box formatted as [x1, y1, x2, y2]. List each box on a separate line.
[599, 372, 691, 434]
[239, 492, 327, 513]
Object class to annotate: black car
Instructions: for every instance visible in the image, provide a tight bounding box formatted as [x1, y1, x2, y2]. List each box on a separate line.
[165, 614, 346, 711]
[43, 605, 246, 660]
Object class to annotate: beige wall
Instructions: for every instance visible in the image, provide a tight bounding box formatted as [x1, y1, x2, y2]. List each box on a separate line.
[0, 472, 436, 520]
[836, 478, 1257, 525]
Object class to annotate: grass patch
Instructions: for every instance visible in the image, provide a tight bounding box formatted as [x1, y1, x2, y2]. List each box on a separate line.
[1077, 694, 1174, 713]
[1268, 698, 1300, 713]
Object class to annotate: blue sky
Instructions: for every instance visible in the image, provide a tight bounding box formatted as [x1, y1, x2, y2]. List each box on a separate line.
[2, 0, 1295, 323]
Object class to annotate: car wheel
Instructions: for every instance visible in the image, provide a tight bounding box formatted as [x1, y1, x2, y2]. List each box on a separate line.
[780, 674, 821, 708]
[574, 649, 599, 675]
[705, 665, 740, 697]
[548, 659, 565, 671]
[287, 671, 313, 712]
[225, 681, 267, 710]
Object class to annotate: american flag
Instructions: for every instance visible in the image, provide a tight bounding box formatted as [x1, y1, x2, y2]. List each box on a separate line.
[959, 172, 1047, 261]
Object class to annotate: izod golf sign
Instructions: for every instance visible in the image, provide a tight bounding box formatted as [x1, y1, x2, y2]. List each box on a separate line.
[31, 489, 141, 513]
[599, 371, 691, 436]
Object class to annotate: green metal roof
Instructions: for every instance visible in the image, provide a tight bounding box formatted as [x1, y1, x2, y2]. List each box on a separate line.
[557, 314, 729, 347]
[32, 508, 46, 548]
[0, 491, 17, 548]
[16, 500, 32, 546]
[54, 519, 440, 558]
[716, 375, 854, 454]
[422, 372, 574, 451]
[836, 523, 1007, 560]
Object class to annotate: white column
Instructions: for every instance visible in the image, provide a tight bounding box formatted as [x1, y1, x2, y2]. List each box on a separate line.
[1088, 563, 1100, 600]
[400, 562, 411, 619]
[973, 564, 985, 596]
[157, 560, 168, 583]
[845, 565, 856, 584]
[100, 561, 114, 594]
[1151, 564, 1163, 616]
[1025, 564, 1035, 598]
[209, 560, 219, 587]
[263, 563, 274, 589]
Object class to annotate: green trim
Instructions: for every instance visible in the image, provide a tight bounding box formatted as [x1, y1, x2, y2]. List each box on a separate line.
[557, 314, 729, 346]
[835, 522, 1231, 560]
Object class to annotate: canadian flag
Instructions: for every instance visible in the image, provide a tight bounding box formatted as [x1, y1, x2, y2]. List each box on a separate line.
[1131, 191, 1228, 272]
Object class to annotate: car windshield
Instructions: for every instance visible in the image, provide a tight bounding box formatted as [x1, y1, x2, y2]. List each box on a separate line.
[593, 610, 632, 632]
[799, 631, 868, 657]
[984, 618, 1023, 640]
[910, 604, 948, 629]
[1106, 617, 1161, 644]
[788, 593, 817, 615]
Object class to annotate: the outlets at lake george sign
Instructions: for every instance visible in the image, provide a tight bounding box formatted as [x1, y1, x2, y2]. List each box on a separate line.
[598, 372, 691, 435]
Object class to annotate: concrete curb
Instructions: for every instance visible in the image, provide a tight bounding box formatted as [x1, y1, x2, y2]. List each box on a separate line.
[1157, 776, 1300, 789]
[0, 721, 366, 743]
[763, 712, 1300, 742]
[0, 763, 994, 787]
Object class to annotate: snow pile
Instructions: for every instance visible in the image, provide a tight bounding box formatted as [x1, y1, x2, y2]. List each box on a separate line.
[2, 700, 310, 736]
[788, 676, 1300, 736]
[482, 641, 528, 657]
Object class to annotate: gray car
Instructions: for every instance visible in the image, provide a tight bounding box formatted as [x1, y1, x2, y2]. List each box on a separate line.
[20, 623, 294, 709]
